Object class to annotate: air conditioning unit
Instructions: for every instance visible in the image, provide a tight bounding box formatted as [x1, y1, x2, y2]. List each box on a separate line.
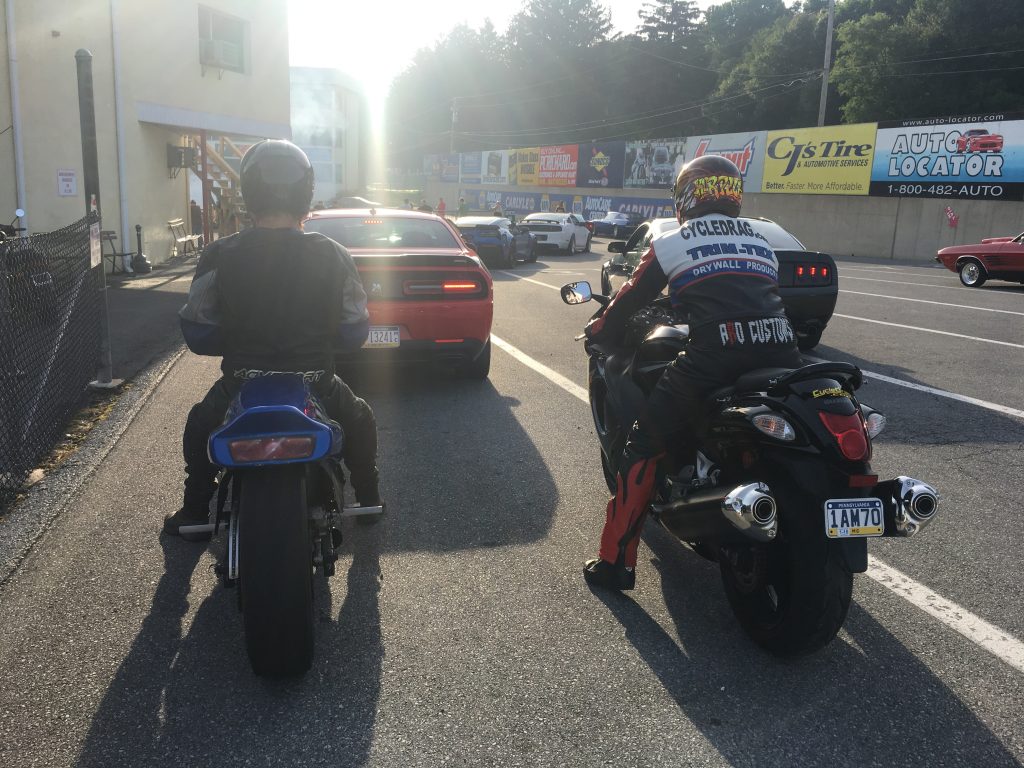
[200, 39, 243, 70]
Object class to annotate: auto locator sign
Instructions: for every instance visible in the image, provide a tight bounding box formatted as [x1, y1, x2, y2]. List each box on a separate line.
[870, 114, 1024, 200]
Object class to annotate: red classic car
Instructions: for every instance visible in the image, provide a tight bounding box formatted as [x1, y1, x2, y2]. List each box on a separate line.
[303, 208, 494, 378]
[955, 128, 1004, 153]
[936, 232, 1024, 287]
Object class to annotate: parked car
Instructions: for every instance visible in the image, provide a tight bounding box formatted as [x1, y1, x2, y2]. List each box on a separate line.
[956, 129, 1004, 153]
[936, 231, 1024, 287]
[519, 212, 592, 254]
[601, 217, 838, 350]
[303, 208, 493, 378]
[588, 210, 646, 239]
[453, 216, 537, 268]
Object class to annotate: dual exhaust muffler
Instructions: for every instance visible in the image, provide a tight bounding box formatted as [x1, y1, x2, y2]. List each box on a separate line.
[652, 475, 938, 543]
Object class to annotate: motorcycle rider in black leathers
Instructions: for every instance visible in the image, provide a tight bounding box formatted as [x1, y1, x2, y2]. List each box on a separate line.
[164, 139, 380, 538]
[583, 155, 802, 590]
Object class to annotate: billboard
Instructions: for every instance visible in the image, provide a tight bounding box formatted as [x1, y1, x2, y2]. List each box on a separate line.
[870, 114, 1024, 200]
[686, 131, 767, 193]
[576, 141, 626, 188]
[762, 124, 876, 195]
[512, 147, 540, 186]
[422, 154, 440, 179]
[624, 138, 686, 188]
[440, 153, 459, 183]
[460, 152, 482, 184]
[482, 150, 510, 185]
[539, 145, 579, 186]
[459, 188, 674, 220]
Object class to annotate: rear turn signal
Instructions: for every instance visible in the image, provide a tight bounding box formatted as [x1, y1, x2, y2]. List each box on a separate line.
[228, 435, 314, 463]
[818, 412, 870, 461]
[751, 413, 796, 441]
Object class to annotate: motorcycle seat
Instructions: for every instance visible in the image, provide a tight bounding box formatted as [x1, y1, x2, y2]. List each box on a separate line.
[708, 367, 795, 402]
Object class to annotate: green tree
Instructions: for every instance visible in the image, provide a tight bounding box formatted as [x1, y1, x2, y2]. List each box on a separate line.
[635, 0, 701, 43]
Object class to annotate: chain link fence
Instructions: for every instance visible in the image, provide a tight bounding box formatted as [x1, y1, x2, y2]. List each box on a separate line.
[0, 216, 101, 503]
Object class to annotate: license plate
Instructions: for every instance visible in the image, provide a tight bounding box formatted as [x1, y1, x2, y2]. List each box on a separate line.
[824, 498, 884, 538]
[535, 234, 547, 241]
[363, 326, 400, 348]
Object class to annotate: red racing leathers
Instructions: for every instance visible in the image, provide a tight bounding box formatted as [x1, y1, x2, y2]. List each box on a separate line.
[586, 213, 802, 570]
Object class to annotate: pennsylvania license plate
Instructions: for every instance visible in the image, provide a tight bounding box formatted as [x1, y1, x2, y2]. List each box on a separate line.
[363, 326, 400, 349]
[824, 498, 884, 538]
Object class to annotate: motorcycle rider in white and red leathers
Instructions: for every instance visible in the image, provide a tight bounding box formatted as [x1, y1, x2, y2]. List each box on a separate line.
[583, 155, 802, 591]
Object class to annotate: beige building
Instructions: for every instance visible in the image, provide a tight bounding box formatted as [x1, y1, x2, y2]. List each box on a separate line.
[0, 0, 291, 265]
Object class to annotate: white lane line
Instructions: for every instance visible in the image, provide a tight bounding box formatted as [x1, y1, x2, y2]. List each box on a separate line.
[491, 335, 589, 402]
[840, 290, 1024, 317]
[836, 264, 946, 276]
[492, 334, 1024, 674]
[804, 355, 1024, 420]
[833, 313, 1024, 349]
[840, 274, 1024, 294]
[866, 558, 1024, 675]
[496, 272, 562, 291]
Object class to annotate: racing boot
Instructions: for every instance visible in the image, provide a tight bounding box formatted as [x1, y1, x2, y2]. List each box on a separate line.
[583, 451, 662, 591]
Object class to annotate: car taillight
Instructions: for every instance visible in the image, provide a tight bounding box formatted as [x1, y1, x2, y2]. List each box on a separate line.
[818, 412, 870, 461]
[228, 435, 315, 463]
[795, 264, 830, 284]
[403, 279, 482, 296]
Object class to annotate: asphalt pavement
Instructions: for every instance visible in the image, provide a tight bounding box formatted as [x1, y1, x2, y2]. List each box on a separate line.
[0, 239, 1022, 767]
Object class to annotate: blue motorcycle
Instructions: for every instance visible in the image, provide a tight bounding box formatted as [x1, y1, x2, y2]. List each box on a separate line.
[182, 374, 382, 676]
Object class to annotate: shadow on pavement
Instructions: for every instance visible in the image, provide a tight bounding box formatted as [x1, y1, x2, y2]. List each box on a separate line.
[593, 522, 1020, 767]
[341, 369, 559, 553]
[75, 526, 384, 768]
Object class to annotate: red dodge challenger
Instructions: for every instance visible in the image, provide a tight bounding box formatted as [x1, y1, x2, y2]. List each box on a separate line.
[303, 208, 494, 378]
[936, 231, 1024, 287]
[955, 128, 1004, 153]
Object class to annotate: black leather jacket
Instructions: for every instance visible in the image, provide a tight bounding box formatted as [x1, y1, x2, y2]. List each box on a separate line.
[179, 227, 369, 382]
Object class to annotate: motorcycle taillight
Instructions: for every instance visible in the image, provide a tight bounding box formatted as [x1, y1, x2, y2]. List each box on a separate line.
[818, 411, 870, 461]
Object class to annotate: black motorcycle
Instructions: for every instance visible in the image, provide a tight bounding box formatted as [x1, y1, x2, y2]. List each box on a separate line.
[562, 281, 939, 656]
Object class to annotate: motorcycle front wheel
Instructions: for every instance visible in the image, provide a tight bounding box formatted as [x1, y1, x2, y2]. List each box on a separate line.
[239, 466, 315, 676]
[718, 483, 852, 657]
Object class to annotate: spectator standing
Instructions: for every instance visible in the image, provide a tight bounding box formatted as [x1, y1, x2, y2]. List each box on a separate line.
[554, 201, 566, 213]
[436, 197, 446, 218]
[457, 197, 468, 217]
[416, 199, 433, 213]
[190, 199, 203, 236]
[402, 197, 413, 210]
[492, 201, 503, 216]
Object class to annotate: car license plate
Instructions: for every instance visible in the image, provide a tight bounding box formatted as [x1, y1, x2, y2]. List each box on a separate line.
[535, 234, 547, 241]
[363, 326, 400, 349]
[824, 498, 884, 538]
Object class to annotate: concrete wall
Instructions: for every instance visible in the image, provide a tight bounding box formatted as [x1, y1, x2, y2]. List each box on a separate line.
[428, 179, 1024, 262]
[0, 6, 17, 218]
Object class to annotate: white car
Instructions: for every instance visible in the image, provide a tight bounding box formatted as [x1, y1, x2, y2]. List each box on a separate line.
[520, 212, 592, 254]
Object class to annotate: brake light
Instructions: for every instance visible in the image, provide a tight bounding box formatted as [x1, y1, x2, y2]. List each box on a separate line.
[795, 263, 831, 284]
[818, 412, 870, 461]
[822, 267, 829, 277]
[228, 436, 315, 463]
[796, 266, 804, 277]
[810, 266, 817, 276]
[363, 219, 384, 225]
[443, 281, 480, 293]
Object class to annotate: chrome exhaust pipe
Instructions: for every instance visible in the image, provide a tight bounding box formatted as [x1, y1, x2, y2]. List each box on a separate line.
[883, 476, 939, 537]
[721, 482, 778, 543]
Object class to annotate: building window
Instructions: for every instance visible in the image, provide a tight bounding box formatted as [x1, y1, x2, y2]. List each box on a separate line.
[198, 6, 248, 74]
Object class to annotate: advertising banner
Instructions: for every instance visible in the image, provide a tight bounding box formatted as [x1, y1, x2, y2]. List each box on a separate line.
[624, 138, 686, 188]
[422, 154, 440, 179]
[870, 114, 1024, 201]
[482, 150, 510, 185]
[460, 152, 482, 185]
[539, 145, 579, 186]
[459, 188, 673, 220]
[576, 141, 626, 188]
[762, 124, 876, 195]
[686, 131, 767, 193]
[440, 153, 460, 183]
[514, 147, 540, 186]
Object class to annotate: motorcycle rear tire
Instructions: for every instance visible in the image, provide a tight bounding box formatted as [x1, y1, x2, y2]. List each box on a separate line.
[718, 483, 852, 657]
[239, 466, 315, 677]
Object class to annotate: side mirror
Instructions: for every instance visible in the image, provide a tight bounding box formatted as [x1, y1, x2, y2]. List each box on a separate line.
[607, 241, 626, 253]
[560, 281, 593, 305]
[15, 209, 25, 218]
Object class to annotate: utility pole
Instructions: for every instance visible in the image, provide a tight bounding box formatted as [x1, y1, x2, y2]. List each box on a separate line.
[817, 0, 836, 127]
[449, 97, 458, 154]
